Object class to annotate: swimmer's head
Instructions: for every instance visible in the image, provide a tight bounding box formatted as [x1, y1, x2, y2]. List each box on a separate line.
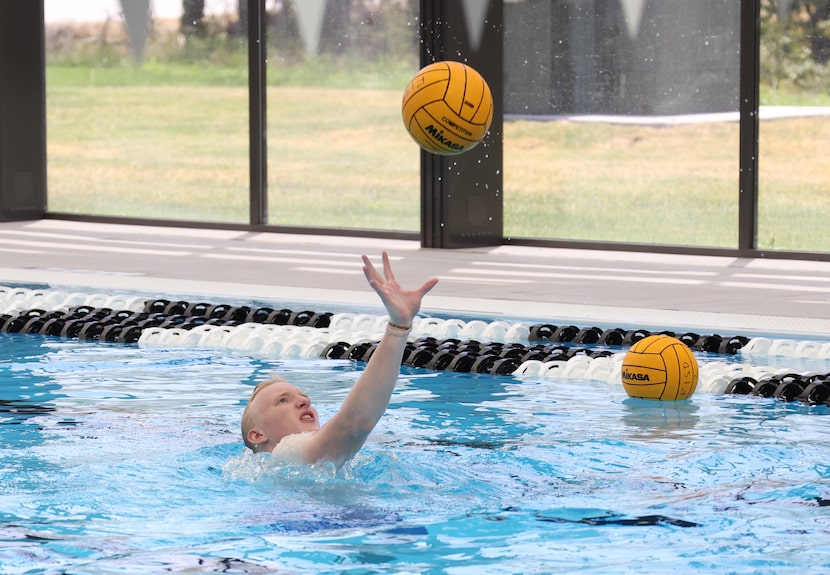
[241, 375, 320, 452]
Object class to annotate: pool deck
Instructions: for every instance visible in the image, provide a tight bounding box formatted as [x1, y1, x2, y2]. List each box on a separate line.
[2, 218, 830, 338]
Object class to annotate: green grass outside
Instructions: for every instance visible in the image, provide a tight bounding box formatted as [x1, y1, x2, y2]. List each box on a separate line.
[46, 64, 830, 251]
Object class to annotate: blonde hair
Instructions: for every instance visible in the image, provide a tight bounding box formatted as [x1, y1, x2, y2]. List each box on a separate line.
[240, 375, 287, 451]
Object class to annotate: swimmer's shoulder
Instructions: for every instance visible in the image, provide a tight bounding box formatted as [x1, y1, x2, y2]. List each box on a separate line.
[270, 431, 318, 464]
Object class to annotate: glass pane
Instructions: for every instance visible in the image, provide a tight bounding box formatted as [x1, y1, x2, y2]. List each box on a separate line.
[758, 0, 830, 252]
[503, 1, 740, 247]
[266, 0, 420, 231]
[45, 0, 248, 222]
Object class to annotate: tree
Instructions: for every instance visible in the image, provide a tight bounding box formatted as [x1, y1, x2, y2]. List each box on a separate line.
[761, 0, 830, 91]
[801, 0, 830, 64]
[774, 0, 830, 64]
[181, 0, 205, 38]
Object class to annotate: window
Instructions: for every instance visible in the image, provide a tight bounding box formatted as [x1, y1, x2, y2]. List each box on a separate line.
[757, 0, 830, 252]
[265, 0, 420, 232]
[45, 0, 249, 223]
[503, 0, 740, 248]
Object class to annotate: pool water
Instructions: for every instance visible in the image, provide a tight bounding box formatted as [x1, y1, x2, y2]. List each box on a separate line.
[2, 330, 830, 574]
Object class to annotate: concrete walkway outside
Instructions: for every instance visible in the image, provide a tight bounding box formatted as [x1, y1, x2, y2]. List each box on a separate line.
[1, 219, 830, 338]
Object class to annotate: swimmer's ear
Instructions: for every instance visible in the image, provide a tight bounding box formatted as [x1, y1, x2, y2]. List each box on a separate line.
[247, 428, 266, 447]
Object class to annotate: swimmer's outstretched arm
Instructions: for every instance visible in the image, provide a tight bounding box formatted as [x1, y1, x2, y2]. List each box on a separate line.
[302, 252, 438, 467]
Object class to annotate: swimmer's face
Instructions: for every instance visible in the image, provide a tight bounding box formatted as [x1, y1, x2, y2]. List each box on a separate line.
[245, 380, 320, 451]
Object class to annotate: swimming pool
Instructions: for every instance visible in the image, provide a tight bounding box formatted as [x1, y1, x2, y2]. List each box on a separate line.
[2, 285, 830, 574]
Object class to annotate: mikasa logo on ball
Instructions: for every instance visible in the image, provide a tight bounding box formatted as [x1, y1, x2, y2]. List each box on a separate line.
[424, 124, 465, 152]
[621, 369, 650, 381]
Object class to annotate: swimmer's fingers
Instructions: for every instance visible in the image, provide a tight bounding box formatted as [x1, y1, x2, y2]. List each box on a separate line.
[415, 277, 439, 300]
[362, 253, 434, 296]
[361, 253, 438, 324]
[362, 252, 397, 288]
[362, 254, 383, 286]
[381, 251, 396, 282]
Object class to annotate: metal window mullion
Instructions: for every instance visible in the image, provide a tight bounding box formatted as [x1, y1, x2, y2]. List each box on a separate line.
[738, 0, 761, 252]
[248, 0, 267, 226]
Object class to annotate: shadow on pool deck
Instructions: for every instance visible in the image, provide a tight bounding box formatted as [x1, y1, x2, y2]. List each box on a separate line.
[1, 218, 829, 338]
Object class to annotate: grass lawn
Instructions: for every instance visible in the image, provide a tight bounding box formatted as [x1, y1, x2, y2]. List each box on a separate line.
[46, 68, 830, 251]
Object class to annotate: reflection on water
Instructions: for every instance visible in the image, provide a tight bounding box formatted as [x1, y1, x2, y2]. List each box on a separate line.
[621, 397, 701, 438]
[2, 334, 830, 573]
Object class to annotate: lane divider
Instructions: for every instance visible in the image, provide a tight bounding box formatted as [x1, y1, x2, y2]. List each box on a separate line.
[2, 288, 830, 405]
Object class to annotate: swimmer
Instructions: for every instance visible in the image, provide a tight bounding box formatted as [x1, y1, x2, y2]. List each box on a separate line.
[240, 251, 438, 468]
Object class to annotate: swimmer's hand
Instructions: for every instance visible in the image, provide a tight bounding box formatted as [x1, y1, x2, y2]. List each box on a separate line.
[362, 251, 438, 328]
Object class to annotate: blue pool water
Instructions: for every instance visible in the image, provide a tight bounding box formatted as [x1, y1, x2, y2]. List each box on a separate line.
[2, 320, 830, 574]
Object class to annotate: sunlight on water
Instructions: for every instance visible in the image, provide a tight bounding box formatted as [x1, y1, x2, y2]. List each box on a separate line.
[2, 333, 830, 573]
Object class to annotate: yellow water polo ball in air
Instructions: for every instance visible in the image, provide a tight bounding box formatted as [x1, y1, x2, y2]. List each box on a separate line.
[621, 335, 699, 401]
[401, 60, 494, 155]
